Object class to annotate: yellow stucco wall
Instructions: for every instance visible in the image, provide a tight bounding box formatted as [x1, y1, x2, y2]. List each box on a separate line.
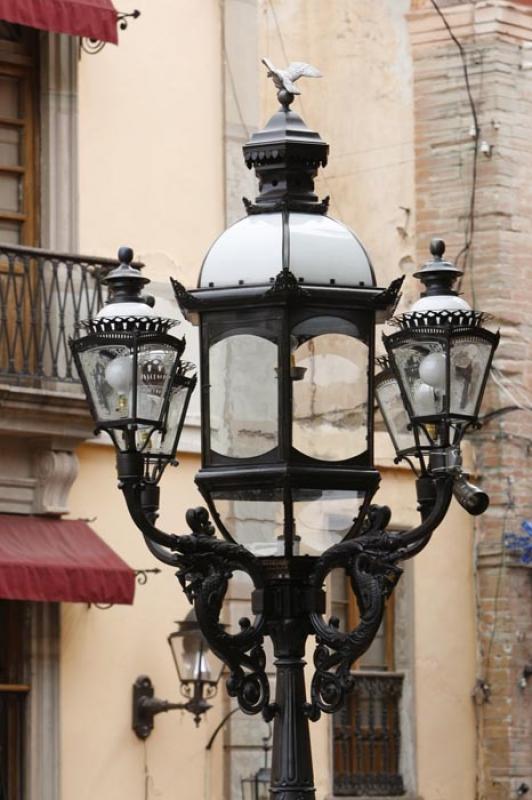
[77, 0, 224, 277]
[65, 446, 223, 800]
[66, 1, 226, 797]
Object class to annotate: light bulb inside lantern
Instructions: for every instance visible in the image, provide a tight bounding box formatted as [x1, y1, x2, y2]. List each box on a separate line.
[413, 382, 437, 416]
[418, 352, 446, 389]
[105, 355, 132, 393]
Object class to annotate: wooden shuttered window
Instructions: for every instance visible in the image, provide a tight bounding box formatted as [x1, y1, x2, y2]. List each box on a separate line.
[0, 600, 31, 800]
[0, 23, 39, 247]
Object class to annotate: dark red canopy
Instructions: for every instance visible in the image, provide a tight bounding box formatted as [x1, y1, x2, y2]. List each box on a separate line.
[0, 0, 119, 44]
[0, 515, 135, 604]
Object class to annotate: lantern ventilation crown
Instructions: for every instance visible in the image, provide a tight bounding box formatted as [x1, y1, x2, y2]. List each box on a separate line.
[242, 58, 329, 214]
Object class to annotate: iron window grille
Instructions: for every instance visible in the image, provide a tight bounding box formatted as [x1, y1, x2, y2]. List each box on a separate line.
[333, 671, 404, 797]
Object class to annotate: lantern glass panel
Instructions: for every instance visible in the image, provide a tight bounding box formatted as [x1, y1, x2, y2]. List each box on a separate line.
[450, 337, 492, 417]
[291, 318, 368, 461]
[139, 366, 196, 457]
[209, 334, 278, 458]
[211, 488, 284, 556]
[77, 343, 133, 423]
[76, 341, 180, 434]
[241, 769, 271, 800]
[293, 488, 365, 555]
[169, 625, 223, 685]
[136, 344, 181, 422]
[375, 371, 416, 453]
[392, 340, 446, 419]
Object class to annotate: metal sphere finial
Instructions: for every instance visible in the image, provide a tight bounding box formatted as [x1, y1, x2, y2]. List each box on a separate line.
[118, 246, 134, 265]
[430, 238, 445, 259]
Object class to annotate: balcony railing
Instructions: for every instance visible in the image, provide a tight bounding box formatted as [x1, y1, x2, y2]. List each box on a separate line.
[333, 671, 404, 797]
[0, 243, 116, 390]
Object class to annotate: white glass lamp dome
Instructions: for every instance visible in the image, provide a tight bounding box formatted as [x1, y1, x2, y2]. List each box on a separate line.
[199, 212, 375, 290]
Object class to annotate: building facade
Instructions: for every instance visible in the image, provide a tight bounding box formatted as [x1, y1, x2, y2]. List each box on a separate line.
[0, 2, 530, 799]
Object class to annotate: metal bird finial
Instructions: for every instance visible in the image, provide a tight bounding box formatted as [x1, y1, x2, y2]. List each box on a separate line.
[261, 57, 322, 109]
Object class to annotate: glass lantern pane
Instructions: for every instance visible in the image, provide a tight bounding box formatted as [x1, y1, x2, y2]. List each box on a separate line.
[450, 337, 492, 417]
[211, 488, 284, 555]
[256, 771, 271, 800]
[392, 340, 446, 419]
[293, 489, 365, 555]
[209, 334, 278, 458]
[170, 629, 223, 684]
[77, 343, 134, 423]
[375, 373, 416, 453]
[241, 778, 255, 800]
[136, 344, 180, 423]
[138, 369, 194, 456]
[292, 319, 368, 461]
[182, 639, 212, 682]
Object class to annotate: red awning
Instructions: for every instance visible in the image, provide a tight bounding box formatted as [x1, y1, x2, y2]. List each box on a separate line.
[0, 0, 119, 45]
[0, 515, 135, 604]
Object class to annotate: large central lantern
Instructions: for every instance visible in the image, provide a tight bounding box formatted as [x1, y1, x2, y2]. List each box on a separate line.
[172, 95, 402, 558]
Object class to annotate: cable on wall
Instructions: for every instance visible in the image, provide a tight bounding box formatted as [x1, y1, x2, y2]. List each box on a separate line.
[266, 0, 345, 219]
[429, 0, 480, 295]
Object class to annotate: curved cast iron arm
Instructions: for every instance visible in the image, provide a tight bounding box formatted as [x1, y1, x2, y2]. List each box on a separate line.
[305, 474, 453, 717]
[118, 470, 272, 717]
[387, 475, 454, 561]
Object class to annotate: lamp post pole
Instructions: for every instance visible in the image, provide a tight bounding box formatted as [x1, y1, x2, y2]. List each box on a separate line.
[261, 570, 322, 800]
[70, 60, 499, 797]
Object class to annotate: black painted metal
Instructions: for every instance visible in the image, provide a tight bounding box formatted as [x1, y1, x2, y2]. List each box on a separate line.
[333, 672, 404, 797]
[173, 287, 394, 554]
[242, 94, 329, 215]
[413, 238, 463, 298]
[116, 465, 453, 796]
[100, 246, 152, 307]
[132, 674, 212, 737]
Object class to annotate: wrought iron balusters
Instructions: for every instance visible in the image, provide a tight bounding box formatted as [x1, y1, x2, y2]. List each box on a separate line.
[0, 243, 123, 386]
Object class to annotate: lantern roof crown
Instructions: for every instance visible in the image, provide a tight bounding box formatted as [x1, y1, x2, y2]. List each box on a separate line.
[410, 238, 471, 314]
[96, 246, 158, 320]
[198, 59, 376, 291]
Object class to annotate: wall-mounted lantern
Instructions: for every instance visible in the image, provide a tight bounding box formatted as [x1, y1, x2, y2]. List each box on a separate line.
[132, 610, 224, 736]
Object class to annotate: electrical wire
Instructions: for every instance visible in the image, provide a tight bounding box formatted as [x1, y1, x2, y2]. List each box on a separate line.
[430, 0, 480, 281]
[223, 41, 251, 140]
[266, 0, 346, 219]
[484, 478, 514, 678]
[491, 367, 532, 410]
[143, 739, 151, 800]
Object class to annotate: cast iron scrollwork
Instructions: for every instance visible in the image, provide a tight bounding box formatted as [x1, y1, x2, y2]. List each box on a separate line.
[119, 484, 271, 717]
[306, 505, 403, 719]
[120, 472, 453, 723]
[175, 508, 271, 716]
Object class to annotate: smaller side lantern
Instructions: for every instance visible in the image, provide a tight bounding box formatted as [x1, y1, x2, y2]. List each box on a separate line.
[70, 247, 196, 483]
[380, 239, 498, 513]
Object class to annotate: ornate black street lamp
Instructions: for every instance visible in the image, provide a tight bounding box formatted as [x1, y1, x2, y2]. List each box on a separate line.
[71, 62, 498, 800]
[132, 610, 224, 736]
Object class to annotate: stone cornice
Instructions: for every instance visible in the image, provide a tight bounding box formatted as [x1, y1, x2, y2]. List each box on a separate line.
[0, 383, 94, 446]
[409, 1, 532, 47]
